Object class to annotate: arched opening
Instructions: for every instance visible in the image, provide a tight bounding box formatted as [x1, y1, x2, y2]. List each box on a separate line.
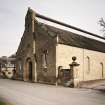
[100, 62, 104, 79]
[17, 58, 23, 80]
[25, 58, 33, 81]
[86, 56, 90, 74]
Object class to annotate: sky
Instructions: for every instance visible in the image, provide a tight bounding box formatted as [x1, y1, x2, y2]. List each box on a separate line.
[0, 0, 105, 57]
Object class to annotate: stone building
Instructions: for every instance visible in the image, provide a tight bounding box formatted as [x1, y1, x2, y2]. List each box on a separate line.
[16, 8, 105, 87]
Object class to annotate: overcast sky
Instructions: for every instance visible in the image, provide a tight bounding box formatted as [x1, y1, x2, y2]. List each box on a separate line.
[0, 0, 105, 57]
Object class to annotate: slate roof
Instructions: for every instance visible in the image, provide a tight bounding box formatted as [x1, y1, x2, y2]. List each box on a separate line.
[37, 22, 105, 53]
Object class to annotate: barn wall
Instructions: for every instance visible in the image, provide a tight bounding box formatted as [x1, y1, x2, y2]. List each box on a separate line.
[56, 44, 105, 83]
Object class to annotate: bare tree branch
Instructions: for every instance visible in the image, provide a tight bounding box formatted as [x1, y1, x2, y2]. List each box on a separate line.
[99, 18, 105, 37]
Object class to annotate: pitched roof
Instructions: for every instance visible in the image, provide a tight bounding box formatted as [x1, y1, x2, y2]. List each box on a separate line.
[37, 22, 105, 53]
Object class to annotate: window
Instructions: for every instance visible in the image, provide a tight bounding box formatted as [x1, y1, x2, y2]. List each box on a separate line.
[42, 50, 48, 68]
[100, 62, 104, 78]
[86, 56, 90, 74]
[8, 72, 11, 74]
[18, 60, 22, 72]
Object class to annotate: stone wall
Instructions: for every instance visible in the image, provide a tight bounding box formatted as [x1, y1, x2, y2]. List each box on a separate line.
[35, 30, 57, 84]
[56, 44, 105, 84]
[84, 49, 105, 81]
[16, 8, 36, 81]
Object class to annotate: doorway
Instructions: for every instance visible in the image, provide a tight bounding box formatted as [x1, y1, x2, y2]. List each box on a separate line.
[28, 61, 33, 81]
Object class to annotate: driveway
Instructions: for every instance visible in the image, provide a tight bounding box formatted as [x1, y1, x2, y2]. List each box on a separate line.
[0, 79, 105, 105]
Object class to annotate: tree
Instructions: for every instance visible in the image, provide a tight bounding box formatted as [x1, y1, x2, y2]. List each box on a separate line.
[99, 18, 105, 37]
